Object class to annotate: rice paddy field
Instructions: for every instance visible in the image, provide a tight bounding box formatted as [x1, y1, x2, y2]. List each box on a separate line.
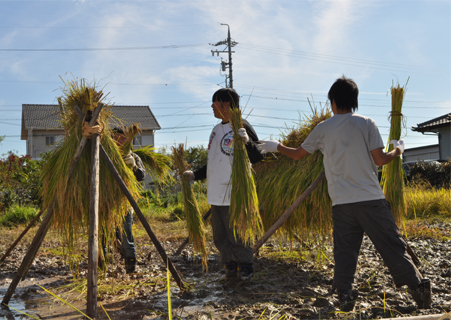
[0, 183, 450, 319]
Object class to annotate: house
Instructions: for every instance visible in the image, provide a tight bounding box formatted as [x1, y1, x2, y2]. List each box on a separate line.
[404, 113, 451, 162]
[21, 104, 161, 159]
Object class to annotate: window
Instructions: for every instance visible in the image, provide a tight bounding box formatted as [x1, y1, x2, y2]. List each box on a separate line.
[133, 136, 142, 147]
[45, 136, 55, 146]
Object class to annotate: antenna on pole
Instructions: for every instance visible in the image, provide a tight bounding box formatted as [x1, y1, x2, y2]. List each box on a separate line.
[210, 24, 237, 88]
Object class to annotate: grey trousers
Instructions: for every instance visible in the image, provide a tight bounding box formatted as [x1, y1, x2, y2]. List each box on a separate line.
[332, 199, 422, 291]
[210, 205, 253, 265]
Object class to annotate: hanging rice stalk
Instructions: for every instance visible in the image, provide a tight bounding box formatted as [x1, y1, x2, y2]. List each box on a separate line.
[171, 144, 208, 269]
[253, 101, 332, 241]
[134, 146, 174, 186]
[115, 124, 141, 155]
[380, 81, 408, 227]
[40, 77, 142, 257]
[229, 107, 262, 245]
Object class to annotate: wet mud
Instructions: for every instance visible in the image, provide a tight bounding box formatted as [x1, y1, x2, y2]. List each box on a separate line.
[1, 221, 450, 319]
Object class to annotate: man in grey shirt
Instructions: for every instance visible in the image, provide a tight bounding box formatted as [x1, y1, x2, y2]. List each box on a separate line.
[257, 76, 431, 311]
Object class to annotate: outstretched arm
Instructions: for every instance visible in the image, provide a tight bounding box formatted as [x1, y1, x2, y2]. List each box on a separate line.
[371, 147, 401, 167]
[257, 140, 310, 161]
[371, 139, 404, 167]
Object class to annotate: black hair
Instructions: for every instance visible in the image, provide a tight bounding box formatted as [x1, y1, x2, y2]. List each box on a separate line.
[112, 127, 125, 135]
[328, 76, 359, 112]
[212, 88, 240, 109]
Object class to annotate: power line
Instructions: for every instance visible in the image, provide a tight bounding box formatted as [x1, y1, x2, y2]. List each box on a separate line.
[239, 43, 449, 75]
[0, 43, 208, 52]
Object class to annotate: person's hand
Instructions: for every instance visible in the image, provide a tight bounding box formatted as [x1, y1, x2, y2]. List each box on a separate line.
[237, 128, 249, 143]
[182, 170, 194, 182]
[122, 153, 136, 167]
[257, 140, 280, 154]
[82, 121, 103, 139]
[389, 139, 405, 154]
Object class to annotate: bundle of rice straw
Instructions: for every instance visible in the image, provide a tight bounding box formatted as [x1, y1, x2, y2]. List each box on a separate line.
[172, 144, 208, 269]
[134, 146, 173, 185]
[254, 102, 332, 241]
[40, 78, 142, 257]
[380, 81, 407, 227]
[116, 124, 141, 155]
[229, 107, 262, 245]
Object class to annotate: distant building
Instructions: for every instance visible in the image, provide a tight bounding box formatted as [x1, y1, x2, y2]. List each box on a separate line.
[404, 113, 451, 162]
[21, 104, 161, 159]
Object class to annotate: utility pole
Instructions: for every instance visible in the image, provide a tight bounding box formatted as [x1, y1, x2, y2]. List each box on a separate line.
[210, 24, 237, 88]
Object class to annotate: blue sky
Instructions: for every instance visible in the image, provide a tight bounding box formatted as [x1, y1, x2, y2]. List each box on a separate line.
[0, 0, 450, 157]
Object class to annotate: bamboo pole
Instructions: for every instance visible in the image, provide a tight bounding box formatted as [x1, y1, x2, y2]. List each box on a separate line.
[174, 208, 211, 256]
[87, 117, 101, 318]
[0, 209, 43, 263]
[99, 145, 187, 290]
[1, 104, 103, 307]
[252, 171, 325, 252]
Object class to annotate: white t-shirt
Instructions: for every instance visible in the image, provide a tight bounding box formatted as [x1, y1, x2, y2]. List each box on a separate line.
[206, 122, 235, 205]
[301, 113, 385, 206]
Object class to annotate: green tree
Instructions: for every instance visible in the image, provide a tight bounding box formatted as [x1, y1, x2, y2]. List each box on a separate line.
[184, 145, 208, 171]
[0, 152, 43, 211]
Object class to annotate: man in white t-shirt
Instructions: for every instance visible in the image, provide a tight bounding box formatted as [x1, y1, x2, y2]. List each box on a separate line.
[257, 76, 431, 311]
[183, 88, 264, 283]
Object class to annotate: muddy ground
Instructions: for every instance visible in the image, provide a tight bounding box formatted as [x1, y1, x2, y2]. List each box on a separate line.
[1, 220, 450, 320]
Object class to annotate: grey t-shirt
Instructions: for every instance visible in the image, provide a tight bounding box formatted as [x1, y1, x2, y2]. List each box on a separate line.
[301, 113, 385, 206]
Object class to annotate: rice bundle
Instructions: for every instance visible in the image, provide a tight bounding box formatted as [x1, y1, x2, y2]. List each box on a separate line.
[380, 82, 407, 226]
[40, 78, 142, 256]
[254, 103, 332, 241]
[116, 124, 141, 155]
[171, 144, 208, 269]
[134, 146, 173, 185]
[229, 107, 262, 245]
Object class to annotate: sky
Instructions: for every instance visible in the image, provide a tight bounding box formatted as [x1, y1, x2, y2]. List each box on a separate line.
[0, 0, 450, 157]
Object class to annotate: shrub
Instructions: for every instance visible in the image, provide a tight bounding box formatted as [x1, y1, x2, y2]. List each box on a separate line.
[408, 160, 450, 188]
[0, 205, 40, 228]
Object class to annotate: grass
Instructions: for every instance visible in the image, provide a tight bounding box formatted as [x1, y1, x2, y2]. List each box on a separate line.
[405, 184, 451, 218]
[0, 205, 40, 228]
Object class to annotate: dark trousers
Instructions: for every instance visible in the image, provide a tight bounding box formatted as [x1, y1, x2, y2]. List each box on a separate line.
[103, 209, 136, 260]
[210, 205, 253, 265]
[332, 199, 422, 291]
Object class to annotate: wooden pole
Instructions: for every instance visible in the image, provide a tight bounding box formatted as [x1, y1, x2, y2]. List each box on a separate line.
[86, 123, 101, 318]
[252, 171, 325, 252]
[173, 208, 211, 256]
[99, 145, 187, 290]
[1, 104, 103, 307]
[0, 209, 43, 263]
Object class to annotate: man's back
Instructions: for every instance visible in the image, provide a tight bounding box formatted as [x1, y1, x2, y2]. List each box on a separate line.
[302, 113, 385, 205]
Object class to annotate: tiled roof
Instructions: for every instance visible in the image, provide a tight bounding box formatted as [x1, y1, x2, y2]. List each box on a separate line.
[22, 104, 161, 131]
[412, 113, 451, 133]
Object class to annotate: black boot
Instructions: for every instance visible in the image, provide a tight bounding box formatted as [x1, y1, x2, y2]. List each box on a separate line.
[238, 263, 254, 282]
[224, 261, 238, 280]
[338, 289, 357, 312]
[125, 257, 136, 274]
[409, 279, 432, 309]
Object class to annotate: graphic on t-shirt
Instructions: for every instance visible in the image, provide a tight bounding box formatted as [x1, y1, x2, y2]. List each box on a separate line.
[220, 130, 234, 156]
[208, 132, 216, 150]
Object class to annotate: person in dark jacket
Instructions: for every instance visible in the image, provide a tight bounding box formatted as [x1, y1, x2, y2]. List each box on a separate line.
[111, 128, 146, 273]
[183, 88, 263, 283]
